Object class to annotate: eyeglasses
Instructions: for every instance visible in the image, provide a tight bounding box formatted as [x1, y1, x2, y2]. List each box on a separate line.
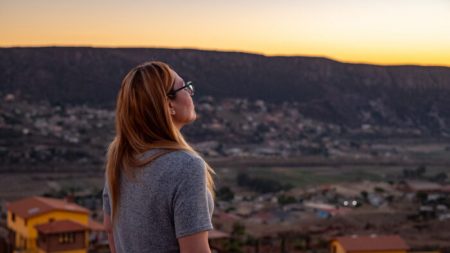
[167, 81, 194, 98]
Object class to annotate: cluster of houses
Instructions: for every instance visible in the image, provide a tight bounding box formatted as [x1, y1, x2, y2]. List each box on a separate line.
[190, 97, 424, 159]
[0, 194, 430, 253]
[0, 95, 113, 170]
[208, 178, 450, 252]
[398, 180, 450, 221]
[1, 177, 447, 252]
[1, 95, 448, 252]
[1, 94, 434, 172]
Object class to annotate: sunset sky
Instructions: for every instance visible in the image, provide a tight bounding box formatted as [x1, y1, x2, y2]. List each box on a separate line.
[1, 0, 449, 66]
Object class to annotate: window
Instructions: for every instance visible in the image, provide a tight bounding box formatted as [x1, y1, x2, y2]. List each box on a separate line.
[58, 233, 75, 244]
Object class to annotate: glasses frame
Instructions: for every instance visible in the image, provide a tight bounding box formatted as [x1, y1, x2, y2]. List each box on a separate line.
[167, 81, 194, 98]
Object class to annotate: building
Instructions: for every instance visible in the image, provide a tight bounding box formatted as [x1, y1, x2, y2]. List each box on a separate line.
[35, 220, 88, 253]
[304, 202, 350, 218]
[330, 235, 409, 253]
[398, 181, 443, 193]
[6, 196, 90, 252]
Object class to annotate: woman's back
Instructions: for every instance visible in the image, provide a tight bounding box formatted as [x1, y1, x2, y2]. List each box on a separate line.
[103, 149, 214, 253]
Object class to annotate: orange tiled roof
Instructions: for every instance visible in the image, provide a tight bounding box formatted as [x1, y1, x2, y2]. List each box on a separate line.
[334, 235, 409, 252]
[35, 220, 87, 234]
[6, 196, 89, 219]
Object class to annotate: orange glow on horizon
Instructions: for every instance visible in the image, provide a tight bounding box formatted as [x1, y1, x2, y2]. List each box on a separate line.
[0, 0, 449, 67]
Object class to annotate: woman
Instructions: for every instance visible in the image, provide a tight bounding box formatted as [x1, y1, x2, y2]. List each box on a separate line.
[102, 61, 215, 253]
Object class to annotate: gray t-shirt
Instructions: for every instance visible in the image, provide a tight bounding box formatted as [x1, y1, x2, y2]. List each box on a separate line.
[103, 150, 214, 253]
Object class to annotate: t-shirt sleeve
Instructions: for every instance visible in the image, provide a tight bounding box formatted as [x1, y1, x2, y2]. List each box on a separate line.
[103, 181, 112, 216]
[173, 157, 213, 238]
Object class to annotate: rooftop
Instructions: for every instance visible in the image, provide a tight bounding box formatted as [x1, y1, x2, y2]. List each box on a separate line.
[334, 235, 409, 252]
[35, 220, 87, 234]
[7, 196, 90, 219]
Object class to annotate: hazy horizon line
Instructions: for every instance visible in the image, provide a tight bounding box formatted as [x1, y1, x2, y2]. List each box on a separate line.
[2, 44, 449, 68]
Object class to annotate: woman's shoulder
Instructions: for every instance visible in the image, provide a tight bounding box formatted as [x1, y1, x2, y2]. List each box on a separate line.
[159, 151, 207, 183]
[143, 149, 205, 173]
[166, 150, 205, 168]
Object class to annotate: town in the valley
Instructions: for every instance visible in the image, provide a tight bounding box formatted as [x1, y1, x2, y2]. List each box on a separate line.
[1, 94, 449, 253]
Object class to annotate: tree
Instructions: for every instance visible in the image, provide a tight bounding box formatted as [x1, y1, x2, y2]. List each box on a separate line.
[278, 195, 296, 206]
[416, 165, 427, 178]
[360, 190, 368, 201]
[433, 172, 448, 183]
[223, 222, 246, 253]
[236, 173, 290, 193]
[237, 173, 250, 186]
[416, 191, 428, 204]
[217, 186, 235, 202]
[374, 187, 385, 193]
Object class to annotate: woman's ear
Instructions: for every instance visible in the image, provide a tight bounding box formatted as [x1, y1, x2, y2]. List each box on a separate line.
[168, 101, 176, 115]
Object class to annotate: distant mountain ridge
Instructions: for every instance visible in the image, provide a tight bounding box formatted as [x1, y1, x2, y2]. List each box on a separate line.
[1, 47, 450, 131]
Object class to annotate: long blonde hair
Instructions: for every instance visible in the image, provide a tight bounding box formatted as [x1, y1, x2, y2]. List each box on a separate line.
[105, 61, 215, 222]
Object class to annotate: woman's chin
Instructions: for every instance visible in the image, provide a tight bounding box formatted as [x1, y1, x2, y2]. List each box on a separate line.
[190, 112, 197, 122]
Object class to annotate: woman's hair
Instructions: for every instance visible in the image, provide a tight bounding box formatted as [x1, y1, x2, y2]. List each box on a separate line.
[105, 61, 215, 222]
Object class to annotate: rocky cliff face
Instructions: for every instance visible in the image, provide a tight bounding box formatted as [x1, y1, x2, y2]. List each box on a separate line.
[1, 47, 449, 132]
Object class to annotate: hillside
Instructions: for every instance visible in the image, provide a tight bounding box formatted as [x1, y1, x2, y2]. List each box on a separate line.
[1, 47, 450, 131]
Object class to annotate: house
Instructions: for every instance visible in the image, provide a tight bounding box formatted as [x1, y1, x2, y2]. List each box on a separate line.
[304, 202, 350, 218]
[6, 196, 90, 252]
[398, 181, 442, 193]
[330, 235, 409, 253]
[35, 220, 88, 253]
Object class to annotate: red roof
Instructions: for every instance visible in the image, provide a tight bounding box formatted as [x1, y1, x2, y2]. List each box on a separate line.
[35, 220, 87, 234]
[6, 196, 89, 219]
[334, 235, 409, 252]
[403, 181, 442, 192]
